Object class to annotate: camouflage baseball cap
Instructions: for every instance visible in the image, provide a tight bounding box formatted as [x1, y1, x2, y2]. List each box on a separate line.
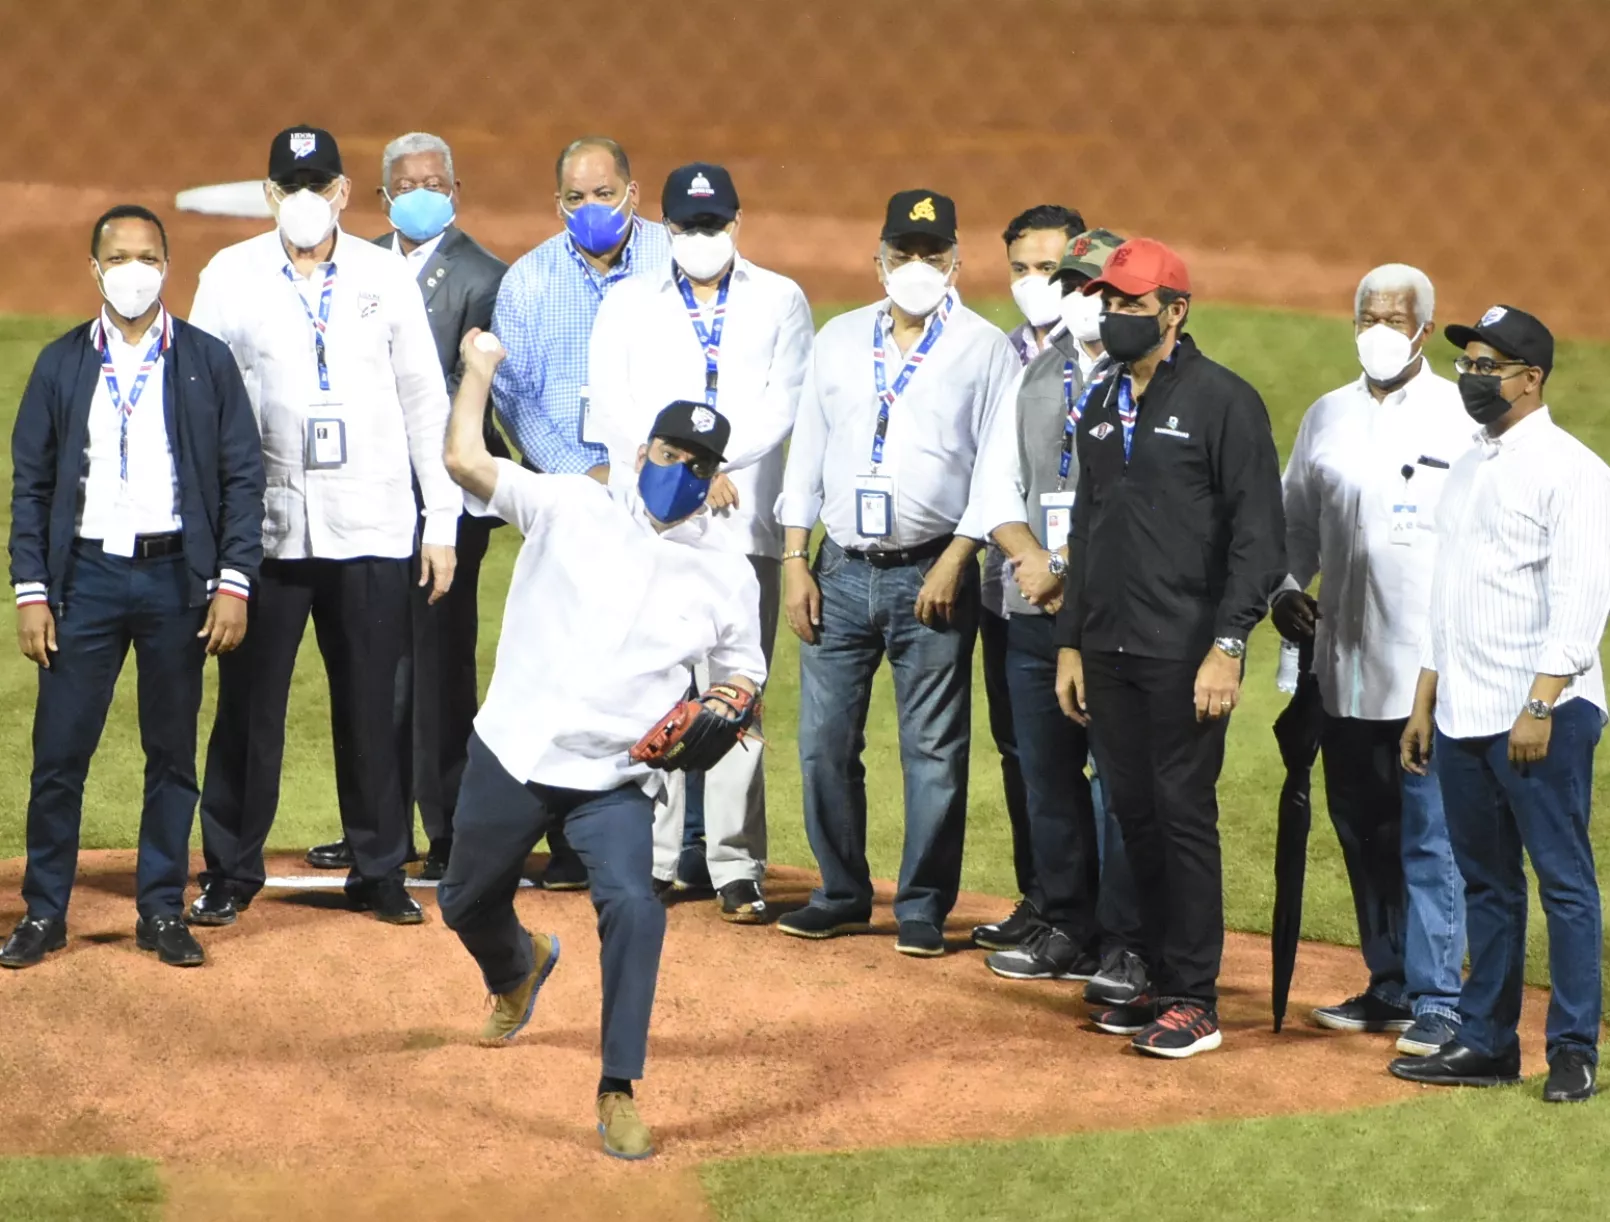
[1055, 228, 1125, 282]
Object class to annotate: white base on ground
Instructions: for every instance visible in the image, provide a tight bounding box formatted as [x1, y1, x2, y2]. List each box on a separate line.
[261, 875, 537, 891]
[175, 180, 274, 219]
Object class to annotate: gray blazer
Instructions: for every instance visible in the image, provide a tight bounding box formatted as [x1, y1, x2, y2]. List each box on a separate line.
[372, 225, 509, 456]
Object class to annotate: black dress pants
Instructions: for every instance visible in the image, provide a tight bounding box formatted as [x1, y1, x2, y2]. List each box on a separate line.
[199, 556, 411, 895]
[1083, 649, 1229, 1005]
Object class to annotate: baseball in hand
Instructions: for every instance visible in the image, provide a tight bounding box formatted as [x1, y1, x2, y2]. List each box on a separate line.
[473, 332, 502, 354]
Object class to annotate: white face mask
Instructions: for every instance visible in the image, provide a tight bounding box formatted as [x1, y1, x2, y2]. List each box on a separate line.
[276, 187, 337, 250]
[1356, 322, 1418, 383]
[1059, 288, 1104, 344]
[671, 230, 735, 282]
[1010, 274, 1062, 328]
[883, 261, 951, 317]
[97, 261, 165, 321]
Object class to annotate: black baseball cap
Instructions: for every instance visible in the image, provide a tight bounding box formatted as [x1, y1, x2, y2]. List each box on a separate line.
[881, 189, 957, 245]
[1445, 304, 1554, 380]
[662, 163, 740, 225]
[650, 400, 729, 462]
[268, 125, 343, 186]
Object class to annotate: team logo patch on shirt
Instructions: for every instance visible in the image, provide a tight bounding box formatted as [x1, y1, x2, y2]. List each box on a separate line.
[1155, 414, 1190, 439]
[358, 292, 380, 318]
[289, 132, 317, 159]
[688, 173, 714, 197]
[690, 406, 717, 433]
[1090, 422, 1114, 440]
[909, 197, 936, 222]
[1480, 305, 1508, 326]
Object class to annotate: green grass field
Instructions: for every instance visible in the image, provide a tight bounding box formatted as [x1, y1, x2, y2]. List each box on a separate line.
[2, 301, 1608, 1220]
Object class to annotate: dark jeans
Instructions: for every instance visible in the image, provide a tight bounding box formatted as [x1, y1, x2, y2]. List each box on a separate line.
[1321, 716, 1464, 1022]
[439, 734, 666, 1080]
[1436, 698, 1603, 1065]
[22, 543, 206, 921]
[1084, 650, 1229, 1005]
[399, 512, 494, 845]
[199, 556, 412, 896]
[1003, 614, 1141, 952]
[980, 607, 1033, 899]
[798, 538, 978, 926]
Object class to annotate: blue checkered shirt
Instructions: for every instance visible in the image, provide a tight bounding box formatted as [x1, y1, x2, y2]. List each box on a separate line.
[491, 218, 672, 473]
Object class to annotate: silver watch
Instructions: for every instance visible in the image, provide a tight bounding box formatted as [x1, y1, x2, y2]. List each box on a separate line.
[1214, 636, 1247, 659]
[1524, 698, 1553, 720]
[1048, 552, 1068, 579]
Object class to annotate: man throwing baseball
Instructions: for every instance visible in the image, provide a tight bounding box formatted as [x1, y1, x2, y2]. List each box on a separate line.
[437, 329, 767, 1161]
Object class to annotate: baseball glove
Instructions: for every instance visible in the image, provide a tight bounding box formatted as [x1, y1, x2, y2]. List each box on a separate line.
[630, 682, 761, 773]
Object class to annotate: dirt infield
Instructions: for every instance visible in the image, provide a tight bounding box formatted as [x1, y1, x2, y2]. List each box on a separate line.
[0, 0, 1604, 332]
[0, 851, 1550, 1221]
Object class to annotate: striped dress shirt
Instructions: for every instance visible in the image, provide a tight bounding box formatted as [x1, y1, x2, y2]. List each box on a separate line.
[490, 217, 672, 474]
[1424, 406, 1610, 738]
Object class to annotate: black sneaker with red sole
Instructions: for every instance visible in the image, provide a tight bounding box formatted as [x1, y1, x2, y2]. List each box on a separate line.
[1131, 1001, 1222, 1059]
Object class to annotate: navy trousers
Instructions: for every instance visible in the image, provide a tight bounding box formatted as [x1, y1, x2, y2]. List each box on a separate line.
[22, 542, 206, 921]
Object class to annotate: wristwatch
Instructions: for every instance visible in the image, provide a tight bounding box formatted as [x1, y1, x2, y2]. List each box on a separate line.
[1213, 636, 1247, 659]
[1048, 552, 1068, 579]
[1524, 698, 1553, 720]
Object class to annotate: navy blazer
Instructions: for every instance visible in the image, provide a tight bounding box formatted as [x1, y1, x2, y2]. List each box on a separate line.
[9, 313, 267, 610]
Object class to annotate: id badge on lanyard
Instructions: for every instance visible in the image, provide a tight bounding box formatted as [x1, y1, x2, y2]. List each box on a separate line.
[306, 411, 348, 469]
[861, 296, 951, 542]
[855, 474, 894, 539]
[1041, 491, 1076, 550]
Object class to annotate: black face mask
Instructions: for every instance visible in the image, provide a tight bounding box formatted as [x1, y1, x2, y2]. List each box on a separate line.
[1099, 310, 1165, 364]
[1457, 373, 1514, 425]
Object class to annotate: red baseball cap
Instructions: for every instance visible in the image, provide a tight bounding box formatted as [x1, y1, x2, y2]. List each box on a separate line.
[1081, 237, 1192, 298]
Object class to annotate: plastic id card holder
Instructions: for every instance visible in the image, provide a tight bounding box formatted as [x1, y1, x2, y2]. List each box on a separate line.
[1041, 491, 1076, 550]
[854, 474, 894, 539]
[1390, 502, 1418, 546]
[102, 503, 137, 558]
[306, 415, 348, 470]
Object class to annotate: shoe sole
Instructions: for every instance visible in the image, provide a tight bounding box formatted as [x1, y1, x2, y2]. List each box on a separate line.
[1388, 1066, 1521, 1088]
[486, 935, 562, 1045]
[304, 857, 353, 871]
[597, 1124, 655, 1160]
[1092, 1017, 1149, 1036]
[896, 942, 945, 958]
[1543, 1086, 1597, 1104]
[987, 962, 1095, 981]
[1132, 1028, 1224, 1059]
[1085, 984, 1147, 1008]
[777, 919, 872, 940]
[185, 909, 238, 927]
[720, 906, 768, 925]
[1313, 1012, 1415, 1034]
[350, 895, 427, 925]
[0, 933, 66, 969]
[1395, 1036, 1448, 1057]
[971, 935, 1027, 952]
[542, 880, 590, 892]
[135, 933, 205, 968]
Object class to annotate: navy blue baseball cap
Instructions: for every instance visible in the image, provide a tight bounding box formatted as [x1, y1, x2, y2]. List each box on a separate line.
[662, 163, 740, 225]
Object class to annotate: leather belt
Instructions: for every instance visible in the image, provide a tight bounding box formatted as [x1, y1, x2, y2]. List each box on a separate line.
[123, 532, 185, 560]
[840, 534, 953, 570]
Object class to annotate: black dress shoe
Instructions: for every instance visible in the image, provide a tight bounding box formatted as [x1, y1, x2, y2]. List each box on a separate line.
[135, 914, 206, 967]
[349, 877, 425, 925]
[1389, 1041, 1522, 1088]
[0, 915, 67, 969]
[306, 839, 354, 870]
[187, 879, 249, 927]
[1544, 1048, 1597, 1103]
[421, 838, 452, 882]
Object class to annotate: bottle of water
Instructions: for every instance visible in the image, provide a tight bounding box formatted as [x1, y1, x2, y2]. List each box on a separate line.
[1276, 639, 1301, 694]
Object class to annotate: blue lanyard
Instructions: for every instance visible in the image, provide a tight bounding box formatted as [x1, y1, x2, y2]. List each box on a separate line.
[1116, 375, 1138, 462]
[564, 229, 634, 299]
[282, 263, 336, 392]
[100, 323, 166, 482]
[675, 269, 730, 408]
[870, 292, 953, 468]
[1069, 366, 1127, 470]
[1058, 361, 1079, 485]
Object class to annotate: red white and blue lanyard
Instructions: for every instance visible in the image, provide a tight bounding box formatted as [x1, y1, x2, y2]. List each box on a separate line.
[99, 317, 167, 482]
[676, 269, 730, 408]
[870, 292, 954, 468]
[283, 263, 336, 392]
[1069, 364, 1130, 466]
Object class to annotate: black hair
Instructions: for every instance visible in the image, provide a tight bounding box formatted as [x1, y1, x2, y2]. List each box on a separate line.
[1158, 285, 1192, 327]
[1002, 204, 1086, 248]
[90, 204, 168, 261]
[555, 136, 631, 188]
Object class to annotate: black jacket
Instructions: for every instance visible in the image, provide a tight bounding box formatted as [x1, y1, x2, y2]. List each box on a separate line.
[9, 315, 265, 610]
[1054, 334, 1285, 661]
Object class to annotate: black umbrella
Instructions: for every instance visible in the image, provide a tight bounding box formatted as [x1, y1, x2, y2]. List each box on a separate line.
[1270, 637, 1325, 1033]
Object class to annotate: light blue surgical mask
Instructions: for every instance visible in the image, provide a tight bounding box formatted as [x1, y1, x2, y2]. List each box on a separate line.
[563, 195, 632, 256]
[387, 186, 455, 243]
[637, 456, 710, 524]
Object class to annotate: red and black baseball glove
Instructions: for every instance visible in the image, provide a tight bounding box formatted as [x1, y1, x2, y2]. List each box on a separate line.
[630, 682, 762, 772]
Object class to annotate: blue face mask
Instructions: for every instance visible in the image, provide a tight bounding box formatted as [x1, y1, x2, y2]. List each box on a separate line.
[637, 456, 710, 524]
[388, 187, 456, 243]
[563, 196, 632, 256]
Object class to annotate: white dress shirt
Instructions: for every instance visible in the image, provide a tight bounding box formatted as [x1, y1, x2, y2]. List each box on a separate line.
[79, 308, 182, 541]
[389, 229, 445, 270]
[1424, 407, 1610, 738]
[1281, 363, 1474, 720]
[468, 459, 767, 795]
[583, 254, 813, 558]
[190, 227, 460, 561]
[778, 293, 1019, 548]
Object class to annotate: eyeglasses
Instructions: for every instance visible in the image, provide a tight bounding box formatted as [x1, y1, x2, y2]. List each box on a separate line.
[268, 178, 340, 202]
[882, 247, 956, 273]
[1454, 356, 1529, 377]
